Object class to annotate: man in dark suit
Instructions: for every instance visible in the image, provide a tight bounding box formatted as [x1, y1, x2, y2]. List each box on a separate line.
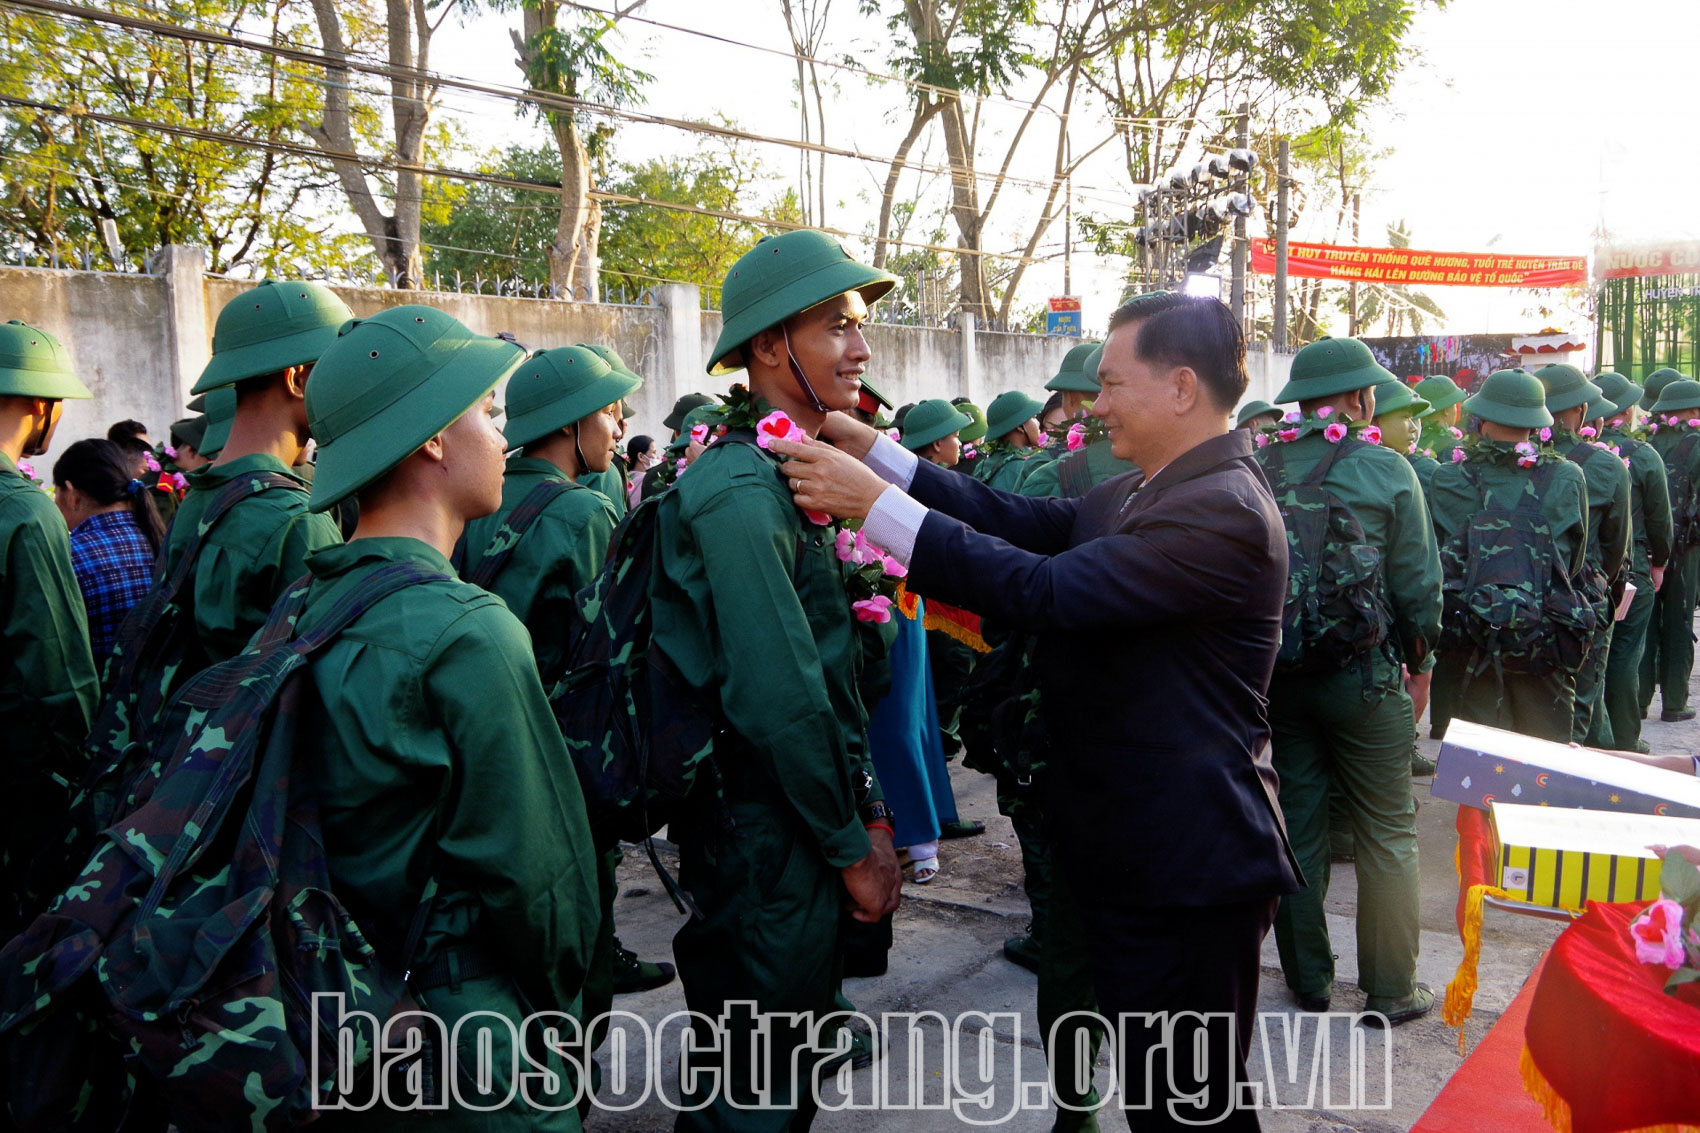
[773, 295, 1301, 1130]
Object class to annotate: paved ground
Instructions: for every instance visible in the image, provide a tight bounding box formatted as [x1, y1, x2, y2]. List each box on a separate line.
[583, 692, 1700, 1131]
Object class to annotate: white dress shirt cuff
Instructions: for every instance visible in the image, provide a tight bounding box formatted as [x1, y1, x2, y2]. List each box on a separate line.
[864, 431, 919, 489]
[863, 484, 929, 567]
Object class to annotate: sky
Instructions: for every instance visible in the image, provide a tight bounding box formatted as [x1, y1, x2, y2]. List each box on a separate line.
[423, 0, 1698, 338]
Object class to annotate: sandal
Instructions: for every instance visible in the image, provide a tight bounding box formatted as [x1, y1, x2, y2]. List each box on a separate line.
[904, 855, 940, 884]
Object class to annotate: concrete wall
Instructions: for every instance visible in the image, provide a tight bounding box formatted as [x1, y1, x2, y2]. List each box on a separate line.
[0, 250, 1107, 471]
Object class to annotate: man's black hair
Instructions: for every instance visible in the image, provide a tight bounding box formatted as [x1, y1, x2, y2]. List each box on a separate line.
[106, 419, 152, 454]
[1115, 296, 1247, 410]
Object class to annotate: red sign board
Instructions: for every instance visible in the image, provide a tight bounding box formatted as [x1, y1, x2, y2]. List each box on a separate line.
[1251, 240, 1586, 288]
[1595, 240, 1700, 280]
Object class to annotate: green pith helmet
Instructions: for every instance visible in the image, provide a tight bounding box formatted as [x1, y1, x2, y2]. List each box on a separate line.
[1083, 343, 1106, 385]
[186, 393, 207, 413]
[1583, 396, 1616, 425]
[1046, 341, 1103, 393]
[192, 279, 354, 394]
[709, 230, 899, 374]
[0, 319, 91, 400]
[1536, 363, 1603, 415]
[1413, 375, 1467, 416]
[1276, 337, 1394, 403]
[664, 392, 715, 432]
[305, 305, 526, 512]
[984, 390, 1044, 439]
[170, 415, 208, 452]
[952, 397, 988, 443]
[199, 387, 237, 458]
[502, 345, 643, 449]
[1592, 372, 1640, 417]
[1235, 399, 1280, 428]
[1652, 380, 1700, 416]
[579, 342, 641, 382]
[901, 398, 974, 451]
[892, 402, 916, 431]
[1370, 380, 1430, 419]
[1641, 367, 1685, 411]
[1463, 369, 1554, 430]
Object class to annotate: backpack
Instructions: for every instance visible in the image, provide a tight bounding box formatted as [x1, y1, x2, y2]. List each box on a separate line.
[0, 561, 446, 1133]
[957, 631, 1049, 790]
[1564, 440, 1615, 614]
[1057, 448, 1095, 499]
[1437, 461, 1597, 676]
[33, 472, 306, 901]
[453, 478, 571, 587]
[1666, 433, 1700, 551]
[1258, 439, 1393, 674]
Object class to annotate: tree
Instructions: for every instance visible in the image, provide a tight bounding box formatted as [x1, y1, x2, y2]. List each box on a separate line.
[1350, 220, 1446, 336]
[502, 0, 650, 299]
[0, 0, 372, 275]
[778, 0, 834, 226]
[301, 0, 463, 287]
[418, 144, 560, 289]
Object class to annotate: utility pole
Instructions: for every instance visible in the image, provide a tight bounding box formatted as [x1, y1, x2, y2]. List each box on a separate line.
[1063, 132, 1073, 296]
[1274, 137, 1290, 350]
[1348, 191, 1361, 336]
[1229, 101, 1249, 326]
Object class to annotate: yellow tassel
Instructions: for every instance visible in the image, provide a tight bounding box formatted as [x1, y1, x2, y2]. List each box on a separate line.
[894, 582, 919, 621]
[1520, 1043, 1700, 1133]
[1443, 882, 1510, 1055]
[922, 611, 992, 652]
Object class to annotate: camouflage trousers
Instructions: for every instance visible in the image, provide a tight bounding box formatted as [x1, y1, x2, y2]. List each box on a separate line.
[1572, 609, 1615, 746]
[1268, 664, 1422, 1002]
[1641, 546, 1700, 716]
[1606, 571, 1657, 749]
[1439, 654, 1575, 744]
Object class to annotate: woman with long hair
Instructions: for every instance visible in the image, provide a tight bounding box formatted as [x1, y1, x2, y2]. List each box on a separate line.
[52, 438, 164, 671]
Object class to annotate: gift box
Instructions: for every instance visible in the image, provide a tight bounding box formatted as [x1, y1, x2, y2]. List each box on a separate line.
[1490, 802, 1700, 911]
[1432, 720, 1700, 817]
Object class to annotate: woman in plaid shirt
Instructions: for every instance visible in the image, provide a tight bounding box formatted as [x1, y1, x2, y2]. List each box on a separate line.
[52, 439, 164, 672]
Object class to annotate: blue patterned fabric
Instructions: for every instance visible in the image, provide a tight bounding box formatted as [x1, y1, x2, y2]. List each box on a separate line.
[68, 509, 154, 670]
[866, 598, 960, 849]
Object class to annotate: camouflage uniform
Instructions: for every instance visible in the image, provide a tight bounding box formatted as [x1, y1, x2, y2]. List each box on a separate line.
[1644, 415, 1700, 719]
[1602, 422, 1671, 749]
[1257, 420, 1441, 1007]
[1429, 442, 1590, 742]
[972, 441, 1036, 492]
[1, 449, 99, 935]
[1552, 426, 1632, 743]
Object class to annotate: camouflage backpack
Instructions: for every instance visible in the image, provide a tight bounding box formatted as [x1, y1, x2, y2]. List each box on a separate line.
[452, 478, 570, 588]
[957, 630, 1049, 792]
[1665, 433, 1700, 550]
[1437, 460, 1597, 677]
[1257, 438, 1393, 674]
[0, 562, 446, 1132]
[1563, 440, 1616, 616]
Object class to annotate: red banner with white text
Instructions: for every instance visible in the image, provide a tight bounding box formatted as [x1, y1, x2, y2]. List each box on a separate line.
[1250, 239, 1586, 287]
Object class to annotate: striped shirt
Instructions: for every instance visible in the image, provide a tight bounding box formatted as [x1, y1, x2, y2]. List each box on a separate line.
[69, 509, 155, 670]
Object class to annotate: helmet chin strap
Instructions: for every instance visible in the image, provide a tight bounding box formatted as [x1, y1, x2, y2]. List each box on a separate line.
[781, 325, 830, 414]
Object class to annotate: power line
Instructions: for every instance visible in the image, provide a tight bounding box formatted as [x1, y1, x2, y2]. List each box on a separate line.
[0, 0, 1149, 210]
[0, 96, 1063, 265]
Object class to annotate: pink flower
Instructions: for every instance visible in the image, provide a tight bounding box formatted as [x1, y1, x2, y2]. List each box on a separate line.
[1688, 419, 1700, 429]
[962, 443, 978, 459]
[1450, 426, 1463, 440]
[1451, 447, 1467, 463]
[170, 472, 188, 491]
[803, 508, 834, 526]
[1650, 422, 1662, 434]
[144, 453, 160, 473]
[1580, 425, 1597, 438]
[1253, 432, 1270, 449]
[834, 528, 860, 563]
[1066, 422, 1086, 452]
[690, 423, 709, 445]
[674, 457, 687, 475]
[1277, 428, 1299, 443]
[1283, 411, 1301, 424]
[1669, 415, 1683, 427]
[1323, 422, 1348, 443]
[853, 595, 894, 624]
[163, 444, 177, 459]
[887, 429, 902, 442]
[16, 458, 35, 480]
[715, 424, 728, 438]
[756, 410, 806, 450]
[1035, 432, 1051, 448]
[1316, 406, 1334, 419]
[1538, 427, 1553, 443]
[1631, 899, 1688, 968]
[880, 554, 908, 580]
[1363, 425, 1383, 444]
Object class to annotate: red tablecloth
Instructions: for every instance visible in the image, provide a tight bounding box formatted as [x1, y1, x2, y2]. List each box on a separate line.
[1523, 900, 1700, 1133]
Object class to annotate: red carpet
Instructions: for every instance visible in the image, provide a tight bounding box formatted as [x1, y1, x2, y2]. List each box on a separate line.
[1412, 954, 1551, 1133]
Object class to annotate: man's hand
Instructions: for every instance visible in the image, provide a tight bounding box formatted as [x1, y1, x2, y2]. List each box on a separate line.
[816, 410, 880, 458]
[1404, 667, 1431, 720]
[842, 826, 901, 923]
[1653, 564, 1667, 592]
[769, 435, 890, 520]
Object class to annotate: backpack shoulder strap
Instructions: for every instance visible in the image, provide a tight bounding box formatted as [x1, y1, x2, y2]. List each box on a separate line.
[293, 561, 454, 656]
[1567, 440, 1597, 467]
[1300, 435, 1353, 486]
[463, 479, 574, 589]
[1058, 448, 1092, 498]
[1675, 431, 1700, 471]
[156, 471, 302, 596]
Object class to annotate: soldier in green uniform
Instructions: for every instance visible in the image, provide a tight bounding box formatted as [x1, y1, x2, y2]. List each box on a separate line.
[1236, 399, 1282, 431]
[973, 390, 1045, 491]
[1594, 372, 1671, 751]
[0, 319, 98, 936]
[949, 396, 988, 477]
[1643, 378, 1700, 723]
[1046, 341, 1101, 418]
[655, 230, 901, 1129]
[1537, 365, 1631, 744]
[1413, 374, 1468, 462]
[899, 397, 972, 467]
[165, 280, 350, 666]
[577, 344, 644, 518]
[1636, 367, 1687, 717]
[296, 305, 599, 1125]
[1258, 337, 1441, 1024]
[1429, 370, 1590, 742]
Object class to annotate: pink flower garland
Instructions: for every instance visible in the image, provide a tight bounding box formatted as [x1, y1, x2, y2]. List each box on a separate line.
[1065, 422, 1087, 452]
[1631, 899, 1688, 969]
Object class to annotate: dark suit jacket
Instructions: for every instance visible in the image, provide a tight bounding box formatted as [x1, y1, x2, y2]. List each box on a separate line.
[905, 429, 1302, 907]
